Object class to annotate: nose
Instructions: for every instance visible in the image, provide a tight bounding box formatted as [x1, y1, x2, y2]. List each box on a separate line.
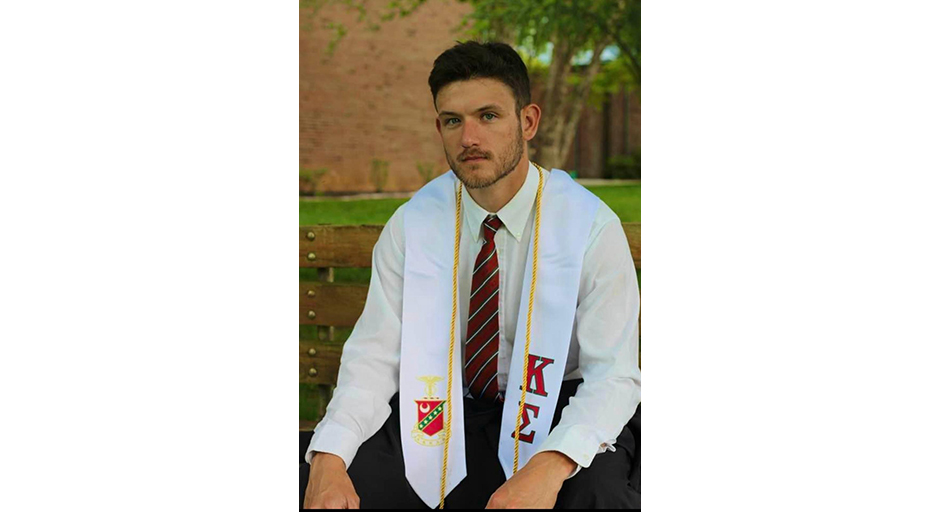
[459, 119, 481, 149]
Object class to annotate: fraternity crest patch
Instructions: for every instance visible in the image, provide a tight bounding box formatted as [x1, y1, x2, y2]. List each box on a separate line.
[412, 376, 447, 447]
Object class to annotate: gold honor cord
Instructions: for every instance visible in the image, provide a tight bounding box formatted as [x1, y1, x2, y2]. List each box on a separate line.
[440, 179, 462, 509]
[513, 163, 543, 474]
[439, 163, 545, 508]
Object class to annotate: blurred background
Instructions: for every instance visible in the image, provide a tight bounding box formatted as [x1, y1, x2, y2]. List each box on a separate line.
[300, 0, 640, 429]
[300, 0, 640, 195]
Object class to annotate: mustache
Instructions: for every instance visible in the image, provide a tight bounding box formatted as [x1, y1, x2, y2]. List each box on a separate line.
[460, 152, 489, 161]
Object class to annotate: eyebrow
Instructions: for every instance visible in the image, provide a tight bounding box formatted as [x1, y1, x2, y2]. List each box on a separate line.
[437, 104, 503, 118]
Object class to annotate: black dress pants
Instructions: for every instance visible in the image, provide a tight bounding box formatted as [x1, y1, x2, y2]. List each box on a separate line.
[301, 379, 640, 509]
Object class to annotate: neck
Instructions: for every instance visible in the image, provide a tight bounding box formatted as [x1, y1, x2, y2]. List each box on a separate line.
[466, 157, 530, 213]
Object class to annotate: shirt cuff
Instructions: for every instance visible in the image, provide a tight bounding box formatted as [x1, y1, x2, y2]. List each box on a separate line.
[534, 424, 618, 477]
[304, 421, 362, 469]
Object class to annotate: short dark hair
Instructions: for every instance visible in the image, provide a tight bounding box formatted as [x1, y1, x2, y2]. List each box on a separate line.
[428, 41, 531, 115]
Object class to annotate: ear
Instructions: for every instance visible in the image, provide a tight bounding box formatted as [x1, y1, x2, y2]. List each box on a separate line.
[435, 117, 442, 136]
[520, 103, 541, 141]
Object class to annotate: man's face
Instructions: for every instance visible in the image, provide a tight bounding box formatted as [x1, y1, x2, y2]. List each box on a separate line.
[435, 78, 525, 189]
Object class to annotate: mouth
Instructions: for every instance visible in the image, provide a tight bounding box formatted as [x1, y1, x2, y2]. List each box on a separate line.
[462, 156, 487, 162]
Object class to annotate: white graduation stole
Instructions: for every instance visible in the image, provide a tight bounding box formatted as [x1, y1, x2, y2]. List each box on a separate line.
[400, 167, 599, 508]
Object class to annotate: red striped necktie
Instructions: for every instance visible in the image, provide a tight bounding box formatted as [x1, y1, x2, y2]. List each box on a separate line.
[465, 214, 503, 402]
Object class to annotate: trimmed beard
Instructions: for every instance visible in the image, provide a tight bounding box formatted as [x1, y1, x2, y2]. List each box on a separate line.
[446, 123, 524, 190]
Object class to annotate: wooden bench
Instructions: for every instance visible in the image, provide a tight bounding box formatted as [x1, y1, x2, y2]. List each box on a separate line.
[299, 223, 640, 431]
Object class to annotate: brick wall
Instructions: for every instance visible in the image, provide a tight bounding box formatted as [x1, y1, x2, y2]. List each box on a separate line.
[300, 0, 473, 193]
[562, 88, 641, 178]
[626, 89, 641, 155]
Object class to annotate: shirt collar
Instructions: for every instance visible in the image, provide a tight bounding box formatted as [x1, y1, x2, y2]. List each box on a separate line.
[461, 161, 540, 243]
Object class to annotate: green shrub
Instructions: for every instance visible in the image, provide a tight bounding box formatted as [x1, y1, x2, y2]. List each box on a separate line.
[300, 167, 329, 196]
[605, 152, 641, 180]
[370, 159, 390, 192]
[416, 161, 437, 184]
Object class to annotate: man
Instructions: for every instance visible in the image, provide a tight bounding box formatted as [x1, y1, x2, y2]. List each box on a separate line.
[301, 41, 640, 509]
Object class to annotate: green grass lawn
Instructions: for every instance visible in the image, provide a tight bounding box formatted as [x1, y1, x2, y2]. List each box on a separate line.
[299, 184, 640, 421]
[300, 184, 640, 225]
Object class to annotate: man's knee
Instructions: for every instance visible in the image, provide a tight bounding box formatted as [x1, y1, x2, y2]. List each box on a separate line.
[555, 450, 636, 509]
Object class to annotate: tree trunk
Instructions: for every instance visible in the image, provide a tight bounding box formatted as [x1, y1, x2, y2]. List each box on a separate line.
[533, 37, 612, 172]
[557, 37, 610, 169]
[533, 39, 573, 169]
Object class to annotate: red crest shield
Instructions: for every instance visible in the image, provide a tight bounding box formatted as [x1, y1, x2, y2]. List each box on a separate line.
[415, 399, 445, 437]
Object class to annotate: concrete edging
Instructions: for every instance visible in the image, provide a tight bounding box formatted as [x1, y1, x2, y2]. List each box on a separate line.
[301, 179, 639, 202]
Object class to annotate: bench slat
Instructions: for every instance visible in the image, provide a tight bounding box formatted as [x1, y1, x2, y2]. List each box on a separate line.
[300, 282, 368, 327]
[300, 222, 640, 270]
[300, 339, 343, 385]
[623, 223, 640, 270]
[300, 225, 383, 268]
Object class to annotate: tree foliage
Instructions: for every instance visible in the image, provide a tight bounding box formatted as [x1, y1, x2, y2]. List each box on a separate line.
[458, 0, 639, 168]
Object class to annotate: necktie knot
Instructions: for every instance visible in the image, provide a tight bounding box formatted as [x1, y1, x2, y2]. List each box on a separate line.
[482, 215, 502, 243]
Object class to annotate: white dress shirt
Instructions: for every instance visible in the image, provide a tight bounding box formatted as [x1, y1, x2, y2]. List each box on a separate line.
[306, 162, 641, 475]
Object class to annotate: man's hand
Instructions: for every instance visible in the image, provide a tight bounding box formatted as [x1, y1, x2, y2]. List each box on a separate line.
[485, 451, 577, 509]
[303, 452, 360, 509]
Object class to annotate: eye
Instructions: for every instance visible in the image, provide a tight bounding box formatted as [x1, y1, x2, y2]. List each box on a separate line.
[444, 118, 460, 126]
[482, 112, 497, 121]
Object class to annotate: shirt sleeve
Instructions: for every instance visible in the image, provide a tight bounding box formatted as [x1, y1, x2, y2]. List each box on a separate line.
[304, 206, 407, 468]
[533, 204, 641, 471]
